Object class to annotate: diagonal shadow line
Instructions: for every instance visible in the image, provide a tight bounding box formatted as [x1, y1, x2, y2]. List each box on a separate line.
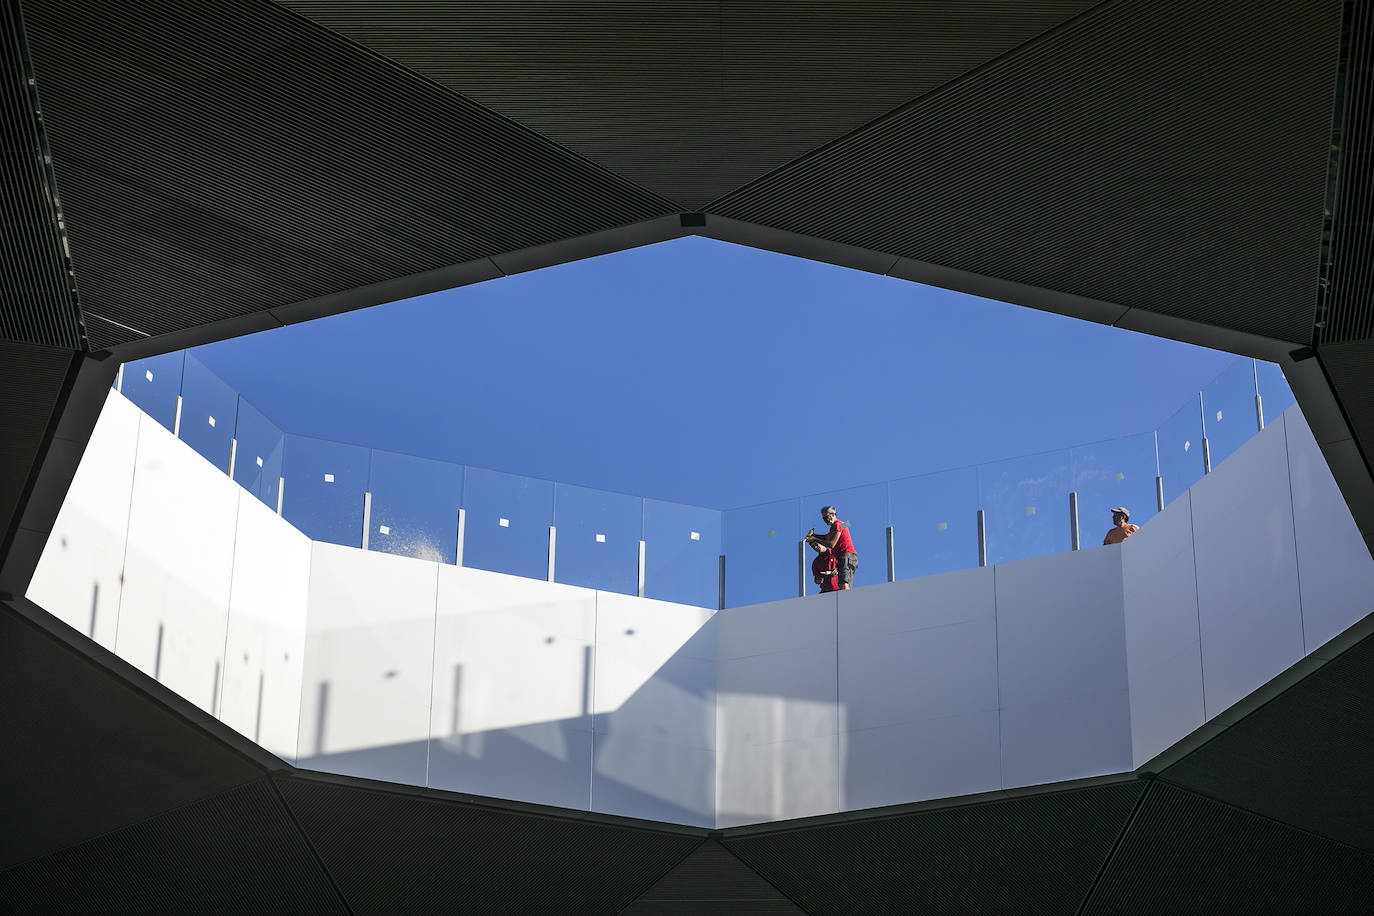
[267, 773, 357, 916]
[1074, 776, 1154, 916]
[701, 0, 1127, 213]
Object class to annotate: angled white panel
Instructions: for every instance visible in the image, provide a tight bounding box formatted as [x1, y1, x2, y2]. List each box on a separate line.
[1121, 490, 1205, 767]
[717, 644, 839, 748]
[115, 412, 239, 713]
[717, 591, 838, 660]
[1283, 408, 1374, 651]
[298, 543, 437, 787]
[715, 734, 842, 828]
[840, 711, 1001, 811]
[27, 389, 141, 649]
[219, 491, 311, 764]
[1190, 417, 1304, 718]
[994, 546, 1129, 707]
[427, 566, 595, 808]
[592, 732, 714, 827]
[838, 567, 997, 732]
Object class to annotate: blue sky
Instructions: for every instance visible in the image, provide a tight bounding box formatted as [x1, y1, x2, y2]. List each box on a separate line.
[193, 237, 1239, 510]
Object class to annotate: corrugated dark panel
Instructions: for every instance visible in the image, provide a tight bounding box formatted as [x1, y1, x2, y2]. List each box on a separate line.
[716, 0, 1343, 344]
[275, 774, 703, 915]
[0, 779, 346, 914]
[1163, 630, 1374, 852]
[723, 781, 1144, 915]
[20, 0, 675, 350]
[1323, 0, 1374, 343]
[0, 599, 270, 869]
[0, 340, 69, 541]
[276, 1, 1099, 209]
[1322, 340, 1374, 475]
[622, 839, 805, 915]
[0, 0, 80, 348]
[1084, 782, 1374, 914]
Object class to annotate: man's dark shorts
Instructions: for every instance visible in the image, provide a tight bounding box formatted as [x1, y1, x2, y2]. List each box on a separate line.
[837, 552, 858, 587]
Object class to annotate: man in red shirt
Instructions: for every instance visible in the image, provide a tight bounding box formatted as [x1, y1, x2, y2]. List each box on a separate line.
[806, 505, 858, 589]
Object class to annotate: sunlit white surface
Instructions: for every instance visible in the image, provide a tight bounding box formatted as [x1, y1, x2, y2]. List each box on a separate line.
[219, 491, 311, 763]
[298, 543, 438, 786]
[27, 389, 140, 650]
[115, 412, 239, 713]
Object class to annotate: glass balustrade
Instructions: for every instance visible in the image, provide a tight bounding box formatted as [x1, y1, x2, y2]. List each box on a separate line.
[111, 351, 1284, 608]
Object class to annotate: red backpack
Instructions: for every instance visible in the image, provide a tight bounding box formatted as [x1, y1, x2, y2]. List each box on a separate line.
[811, 550, 839, 592]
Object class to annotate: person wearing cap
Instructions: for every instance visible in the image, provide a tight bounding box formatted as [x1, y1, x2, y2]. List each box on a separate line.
[1103, 507, 1140, 545]
[806, 505, 858, 589]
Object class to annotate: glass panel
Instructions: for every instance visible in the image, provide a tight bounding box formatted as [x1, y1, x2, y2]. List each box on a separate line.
[232, 397, 284, 510]
[118, 351, 185, 432]
[460, 467, 554, 580]
[177, 355, 237, 473]
[1201, 358, 1260, 469]
[801, 482, 887, 592]
[888, 466, 979, 579]
[281, 435, 371, 547]
[368, 449, 464, 564]
[1070, 431, 1160, 545]
[722, 498, 801, 608]
[643, 498, 721, 609]
[978, 449, 1071, 565]
[553, 483, 642, 595]
[1156, 396, 1205, 507]
[1256, 360, 1297, 425]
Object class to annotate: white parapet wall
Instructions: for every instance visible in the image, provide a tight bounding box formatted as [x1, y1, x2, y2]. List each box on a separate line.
[27, 390, 1374, 828]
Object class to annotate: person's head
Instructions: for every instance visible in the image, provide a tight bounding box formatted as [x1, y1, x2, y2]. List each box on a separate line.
[821, 505, 837, 525]
[1111, 507, 1130, 527]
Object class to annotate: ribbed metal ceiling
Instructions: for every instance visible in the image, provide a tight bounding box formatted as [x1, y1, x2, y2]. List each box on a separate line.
[0, 2, 81, 349]
[0, 342, 69, 549]
[276, 1, 1101, 210]
[622, 839, 805, 914]
[723, 781, 1145, 914]
[715, 0, 1343, 345]
[19, 0, 675, 350]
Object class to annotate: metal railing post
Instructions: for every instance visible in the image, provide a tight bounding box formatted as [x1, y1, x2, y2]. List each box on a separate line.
[718, 555, 726, 611]
[172, 395, 183, 438]
[547, 525, 557, 582]
[1155, 476, 1165, 513]
[1069, 491, 1080, 550]
[1199, 392, 1211, 474]
[276, 477, 285, 515]
[885, 526, 895, 582]
[361, 491, 372, 550]
[1253, 360, 1265, 431]
[227, 438, 237, 478]
[976, 510, 987, 567]
[798, 540, 806, 597]
[637, 539, 646, 597]
[455, 508, 466, 566]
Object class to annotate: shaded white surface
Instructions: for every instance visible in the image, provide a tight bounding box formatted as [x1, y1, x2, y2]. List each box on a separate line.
[426, 566, 595, 807]
[1121, 491, 1206, 767]
[716, 734, 842, 827]
[298, 543, 437, 786]
[592, 732, 715, 827]
[1283, 410, 1374, 651]
[1190, 417, 1305, 719]
[717, 645, 839, 747]
[994, 547, 1131, 786]
[27, 390, 140, 649]
[219, 491, 311, 763]
[115, 414, 239, 713]
[841, 711, 1002, 811]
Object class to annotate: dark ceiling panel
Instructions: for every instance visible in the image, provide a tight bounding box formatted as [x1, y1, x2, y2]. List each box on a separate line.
[622, 839, 805, 915]
[20, 0, 675, 350]
[1082, 781, 1374, 914]
[0, 599, 269, 869]
[1162, 630, 1374, 852]
[276, 1, 1100, 209]
[716, 0, 1342, 344]
[1322, 341, 1374, 476]
[0, 341, 69, 544]
[0, 778, 346, 913]
[0, 1, 81, 350]
[275, 773, 703, 915]
[724, 781, 1144, 915]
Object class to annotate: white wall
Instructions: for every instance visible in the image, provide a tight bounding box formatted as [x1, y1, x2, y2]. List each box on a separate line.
[219, 491, 311, 763]
[27, 389, 140, 650]
[27, 393, 1374, 829]
[115, 408, 239, 714]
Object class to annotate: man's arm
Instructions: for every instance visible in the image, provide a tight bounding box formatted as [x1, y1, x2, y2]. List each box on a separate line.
[807, 526, 841, 549]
